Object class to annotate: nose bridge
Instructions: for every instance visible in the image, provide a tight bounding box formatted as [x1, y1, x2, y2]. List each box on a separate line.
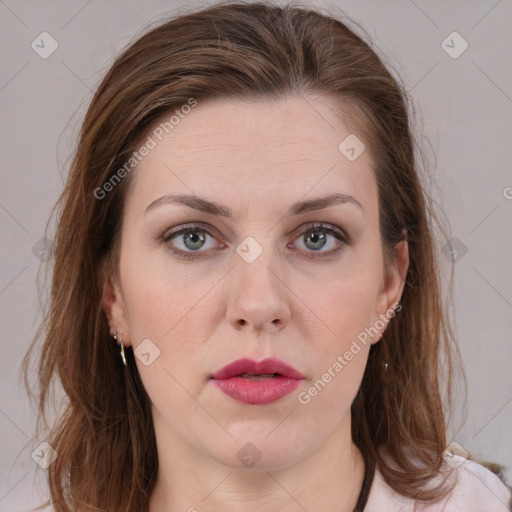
[237, 241, 277, 295]
[227, 236, 290, 330]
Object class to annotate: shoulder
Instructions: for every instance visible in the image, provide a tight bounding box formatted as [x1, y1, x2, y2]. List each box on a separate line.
[442, 455, 512, 511]
[365, 454, 512, 512]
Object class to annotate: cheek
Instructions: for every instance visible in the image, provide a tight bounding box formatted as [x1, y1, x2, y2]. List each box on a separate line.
[296, 278, 375, 417]
[303, 284, 374, 392]
[297, 248, 382, 398]
[306, 257, 382, 342]
[119, 238, 204, 336]
[122, 278, 212, 377]
[119, 250, 220, 388]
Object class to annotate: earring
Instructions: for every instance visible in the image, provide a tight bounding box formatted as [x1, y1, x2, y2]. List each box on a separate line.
[112, 331, 127, 367]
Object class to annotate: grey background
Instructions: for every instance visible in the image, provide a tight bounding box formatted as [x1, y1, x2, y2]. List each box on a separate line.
[1, 0, 511, 509]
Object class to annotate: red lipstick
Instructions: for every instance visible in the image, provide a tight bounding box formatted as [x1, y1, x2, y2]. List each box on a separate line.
[211, 357, 304, 405]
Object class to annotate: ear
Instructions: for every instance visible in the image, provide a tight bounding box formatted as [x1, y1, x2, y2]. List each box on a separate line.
[371, 231, 409, 344]
[100, 260, 132, 347]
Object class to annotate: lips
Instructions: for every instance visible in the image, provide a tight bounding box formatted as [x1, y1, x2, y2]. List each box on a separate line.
[211, 357, 304, 381]
[210, 357, 305, 405]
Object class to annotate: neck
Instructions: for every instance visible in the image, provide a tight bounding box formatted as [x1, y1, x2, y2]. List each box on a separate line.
[148, 410, 366, 512]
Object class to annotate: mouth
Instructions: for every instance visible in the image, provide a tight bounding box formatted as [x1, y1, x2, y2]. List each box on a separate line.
[210, 358, 304, 405]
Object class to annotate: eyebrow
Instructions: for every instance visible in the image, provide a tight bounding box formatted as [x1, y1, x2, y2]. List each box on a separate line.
[144, 192, 363, 219]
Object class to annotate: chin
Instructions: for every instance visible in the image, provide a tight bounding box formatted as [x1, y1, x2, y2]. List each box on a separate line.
[204, 431, 308, 471]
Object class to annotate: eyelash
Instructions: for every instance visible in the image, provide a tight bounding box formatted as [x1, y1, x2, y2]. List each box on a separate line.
[159, 222, 351, 260]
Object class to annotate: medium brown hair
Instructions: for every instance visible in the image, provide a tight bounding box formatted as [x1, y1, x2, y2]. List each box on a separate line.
[21, 1, 465, 510]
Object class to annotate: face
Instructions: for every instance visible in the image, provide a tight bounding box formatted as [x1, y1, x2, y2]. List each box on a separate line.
[103, 95, 408, 471]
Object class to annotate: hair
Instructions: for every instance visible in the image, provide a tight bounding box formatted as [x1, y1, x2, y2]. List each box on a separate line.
[20, 1, 470, 510]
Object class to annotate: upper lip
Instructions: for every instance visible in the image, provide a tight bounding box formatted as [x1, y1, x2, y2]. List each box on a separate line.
[212, 357, 304, 380]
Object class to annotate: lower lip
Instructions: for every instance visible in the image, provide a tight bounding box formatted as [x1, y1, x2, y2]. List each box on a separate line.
[211, 376, 303, 405]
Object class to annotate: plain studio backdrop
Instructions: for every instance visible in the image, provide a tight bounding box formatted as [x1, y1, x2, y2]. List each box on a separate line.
[0, 0, 511, 509]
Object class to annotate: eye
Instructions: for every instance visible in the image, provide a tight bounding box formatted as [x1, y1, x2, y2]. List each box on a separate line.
[289, 223, 349, 258]
[161, 224, 224, 260]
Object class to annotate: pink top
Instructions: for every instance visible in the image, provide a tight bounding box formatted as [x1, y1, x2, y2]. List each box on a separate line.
[365, 454, 512, 511]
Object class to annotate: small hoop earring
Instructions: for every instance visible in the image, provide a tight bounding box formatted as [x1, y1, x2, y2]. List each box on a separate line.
[112, 331, 127, 367]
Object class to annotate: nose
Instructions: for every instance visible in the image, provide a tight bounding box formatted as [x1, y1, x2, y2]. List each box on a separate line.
[226, 247, 291, 333]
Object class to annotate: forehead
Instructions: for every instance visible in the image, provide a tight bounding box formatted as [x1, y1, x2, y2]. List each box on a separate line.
[125, 95, 377, 218]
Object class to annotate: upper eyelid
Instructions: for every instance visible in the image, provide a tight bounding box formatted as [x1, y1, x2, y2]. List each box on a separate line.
[163, 222, 222, 241]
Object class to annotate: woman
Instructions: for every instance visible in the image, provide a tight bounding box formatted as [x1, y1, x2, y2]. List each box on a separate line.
[22, 1, 512, 511]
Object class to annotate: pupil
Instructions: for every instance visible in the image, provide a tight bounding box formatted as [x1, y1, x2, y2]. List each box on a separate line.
[184, 231, 205, 250]
[306, 231, 326, 250]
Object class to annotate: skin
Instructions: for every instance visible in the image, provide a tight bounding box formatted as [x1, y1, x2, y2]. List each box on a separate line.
[102, 94, 409, 512]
